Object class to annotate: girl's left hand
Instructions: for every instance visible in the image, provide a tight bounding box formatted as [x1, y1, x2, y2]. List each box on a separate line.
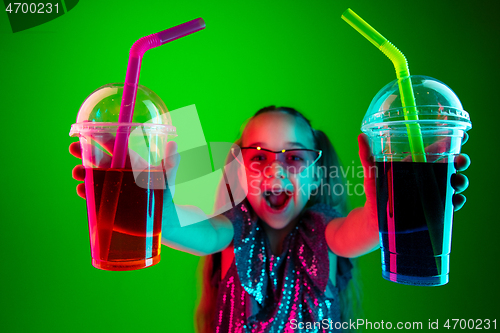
[357, 133, 470, 212]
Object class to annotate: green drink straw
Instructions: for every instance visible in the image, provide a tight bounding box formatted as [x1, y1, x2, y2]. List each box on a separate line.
[342, 8, 426, 162]
[342, 9, 445, 277]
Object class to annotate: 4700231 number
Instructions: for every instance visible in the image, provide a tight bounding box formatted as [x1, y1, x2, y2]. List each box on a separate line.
[444, 319, 497, 330]
[5, 3, 59, 14]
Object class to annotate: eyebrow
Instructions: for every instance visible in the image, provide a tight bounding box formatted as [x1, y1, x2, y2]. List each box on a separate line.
[246, 142, 265, 147]
[245, 141, 308, 149]
[285, 142, 307, 149]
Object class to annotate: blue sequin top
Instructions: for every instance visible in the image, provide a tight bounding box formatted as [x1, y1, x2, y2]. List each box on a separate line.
[213, 201, 353, 333]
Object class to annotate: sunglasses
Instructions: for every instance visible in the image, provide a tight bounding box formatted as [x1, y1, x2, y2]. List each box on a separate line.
[231, 146, 322, 175]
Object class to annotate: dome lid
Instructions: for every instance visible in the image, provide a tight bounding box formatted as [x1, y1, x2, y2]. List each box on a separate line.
[361, 75, 471, 131]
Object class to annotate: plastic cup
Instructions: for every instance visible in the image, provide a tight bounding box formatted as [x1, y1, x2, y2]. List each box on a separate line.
[70, 83, 176, 271]
[362, 76, 472, 286]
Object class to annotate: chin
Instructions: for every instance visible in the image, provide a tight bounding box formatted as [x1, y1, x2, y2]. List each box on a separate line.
[260, 215, 293, 230]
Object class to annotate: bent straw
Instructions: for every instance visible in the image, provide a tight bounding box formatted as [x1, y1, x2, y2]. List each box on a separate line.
[341, 8, 426, 163]
[98, 18, 206, 261]
[112, 18, 206, 168]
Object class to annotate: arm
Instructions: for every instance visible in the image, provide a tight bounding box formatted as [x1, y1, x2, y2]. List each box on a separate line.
[325, 134, 379, 258]
[161, 202, 234, 257]
[325, 207, 379, 258]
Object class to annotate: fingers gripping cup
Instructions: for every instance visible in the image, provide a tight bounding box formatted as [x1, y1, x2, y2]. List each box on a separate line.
[70, 83, 176, 271]
[362, 76, 472, 286]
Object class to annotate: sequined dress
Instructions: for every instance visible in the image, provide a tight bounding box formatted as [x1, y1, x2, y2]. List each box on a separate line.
[213, 201, 353, 333]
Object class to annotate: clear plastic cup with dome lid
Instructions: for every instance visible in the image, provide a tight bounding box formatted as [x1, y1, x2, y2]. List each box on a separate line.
[361, 75, 472, 286]
[69, 83, 177, 271]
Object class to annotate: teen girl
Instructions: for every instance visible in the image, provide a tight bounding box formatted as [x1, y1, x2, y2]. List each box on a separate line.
[70, 106, 470, 332]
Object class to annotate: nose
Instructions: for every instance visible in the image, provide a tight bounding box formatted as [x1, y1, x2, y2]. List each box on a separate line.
[264, 160, 285, 179]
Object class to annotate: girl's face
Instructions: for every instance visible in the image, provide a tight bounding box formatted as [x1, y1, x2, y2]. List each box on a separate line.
[241, 111, 320, 230]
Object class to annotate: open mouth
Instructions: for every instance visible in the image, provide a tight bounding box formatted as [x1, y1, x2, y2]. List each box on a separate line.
[263, 190, 292, 211]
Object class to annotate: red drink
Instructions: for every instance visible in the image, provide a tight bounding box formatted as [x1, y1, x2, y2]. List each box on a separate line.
[84, 168, 165, 271]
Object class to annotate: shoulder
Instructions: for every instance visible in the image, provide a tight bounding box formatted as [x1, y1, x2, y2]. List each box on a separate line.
[220, 200, 253, 224]
[303, 203, 343, 226]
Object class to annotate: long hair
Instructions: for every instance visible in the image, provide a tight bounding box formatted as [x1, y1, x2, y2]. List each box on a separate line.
[196, 106, 362, 332]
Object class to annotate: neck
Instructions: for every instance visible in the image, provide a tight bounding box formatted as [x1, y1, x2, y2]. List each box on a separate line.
[261, 217, 300, 255]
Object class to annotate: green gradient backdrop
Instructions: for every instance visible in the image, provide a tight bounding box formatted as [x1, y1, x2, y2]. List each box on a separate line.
[1, 0, 498, 332]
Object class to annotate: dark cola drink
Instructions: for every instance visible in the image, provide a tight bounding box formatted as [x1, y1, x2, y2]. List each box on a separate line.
[376, 161, 456, 286]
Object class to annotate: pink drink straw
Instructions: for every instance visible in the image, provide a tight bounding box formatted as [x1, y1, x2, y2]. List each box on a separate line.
[111, 18, 206, 168]
[99, 18, 205, 262]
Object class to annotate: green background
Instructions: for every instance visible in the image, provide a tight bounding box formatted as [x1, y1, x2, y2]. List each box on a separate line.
[1, 0, 498, 331]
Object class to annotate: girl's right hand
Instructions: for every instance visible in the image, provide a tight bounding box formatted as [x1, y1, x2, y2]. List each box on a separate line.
[69, 140, 181, 199]
[69, 142, 86, 199]
[358, 133, 470, 212]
